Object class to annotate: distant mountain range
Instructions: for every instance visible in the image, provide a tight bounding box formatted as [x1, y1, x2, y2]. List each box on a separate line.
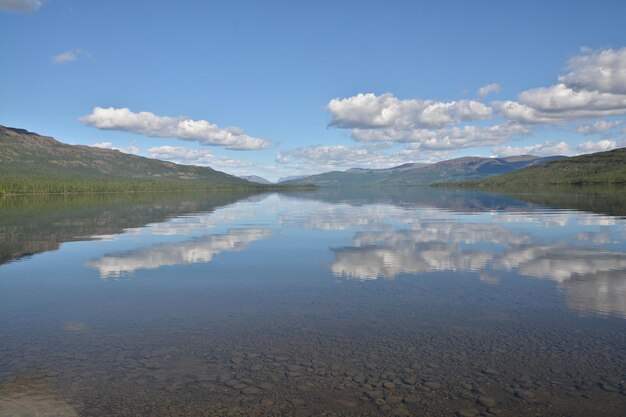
[282, 155, 565, 186]
[277, 175, 308, 183]
[0, 125, 264, 194]
[4, 124, 624, 194]
[456, 147, 626, 186]
[239, 175, 272, 184]
[345, 162, 429, 174]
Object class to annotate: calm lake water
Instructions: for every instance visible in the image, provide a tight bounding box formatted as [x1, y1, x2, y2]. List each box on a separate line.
[1, 187, 625, 417]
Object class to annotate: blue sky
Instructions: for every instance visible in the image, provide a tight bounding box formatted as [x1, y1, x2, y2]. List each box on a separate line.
[2, 0, 626, 180]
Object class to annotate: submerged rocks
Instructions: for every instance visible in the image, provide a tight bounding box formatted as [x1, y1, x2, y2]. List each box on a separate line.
[477, 395, 496, 408]
[241, 386, 260, 395]
[514, 390, 535, 401]
[423, 380, 442, 390]
[456, 408, 479, 417]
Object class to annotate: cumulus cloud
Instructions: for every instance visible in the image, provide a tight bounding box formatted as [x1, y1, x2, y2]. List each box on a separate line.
[91, 142, 257, 175]
[277, 144, 389, 166]
[147, 145, 217, 165]
[147, 145, 245, 168]
[324, 93, 532, 150]
[576, 139, 626, 153]
[559, 47, 626, 95]
[0, 0, 45, 13]
[91, 141, 140, 155]
[577, 120, 622, 135]
[477, 83, 501, 98]
[326, 93, 492, 130]
[497, 48, 626, 124]
[354, 122, 530, 150]
[495, 85, 626, 123]
[80, 107, 271, 150]
[147, 145, 255, 172]
[492, 140, 570, 157]
[319, 48, 626, 165]
[276, 144, 452, 172]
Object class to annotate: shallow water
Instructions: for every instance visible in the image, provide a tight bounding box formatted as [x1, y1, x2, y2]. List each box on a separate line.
[1, 188, 625, 417]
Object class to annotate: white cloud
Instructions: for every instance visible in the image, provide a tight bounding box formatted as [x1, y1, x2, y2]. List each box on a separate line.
[576, 139, 626, 153]
[495, 85, 626, 123]
[319, 48, 626, 166]
[92, 142, 113, 148]
[492, 140, 570, 157]
[147, 145, 254, 171]
[91, 142, 257, 175]
[577, 120, 622, 135]
[91, 141, 140, 155]
[276, 144, 453, 172]
[0, 0, 45, 13]
[52, 49, 81, 64]
[477, 83, 500, 98]
[559, 47, 626, 95]
[326, 93, 492, 130]
[497, 48, 626, 124]
[353, 122, 529, 150]
[324, 94, 530, 150]
[147, 145, 217, 165]
[80, 107, 271, 151]
[521, 83, 626, 115]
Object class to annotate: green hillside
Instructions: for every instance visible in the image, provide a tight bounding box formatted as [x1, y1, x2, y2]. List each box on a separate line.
[0, 125, 264, 194]
[454, 148, 626, 186]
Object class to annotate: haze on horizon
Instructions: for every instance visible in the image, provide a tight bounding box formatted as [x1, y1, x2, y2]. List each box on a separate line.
[2, 0, 626, 181]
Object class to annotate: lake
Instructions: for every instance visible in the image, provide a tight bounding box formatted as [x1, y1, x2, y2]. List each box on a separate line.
[1, 187, 625, 417]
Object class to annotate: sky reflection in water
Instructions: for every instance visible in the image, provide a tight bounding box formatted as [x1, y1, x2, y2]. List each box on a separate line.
[33, 190, 623, 319]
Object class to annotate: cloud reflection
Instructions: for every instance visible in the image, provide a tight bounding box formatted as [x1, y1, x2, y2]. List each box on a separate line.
[87, 228, 271, 278]
[496, 246, 626, 318]
[565, 270, 626, 319]
[327, 208, 626, 318]
[332, 242, 492, 280]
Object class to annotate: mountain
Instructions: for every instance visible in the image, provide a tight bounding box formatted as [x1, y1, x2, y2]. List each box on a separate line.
[277, 175, 308, 183]
[455, 147, 626, 186]
[282, 155, 563, 187]
[0, 125, 262, 194]
[345, 163, 428, 174]
[239, 175, 272, 184]
[387, 155, 565, 185]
